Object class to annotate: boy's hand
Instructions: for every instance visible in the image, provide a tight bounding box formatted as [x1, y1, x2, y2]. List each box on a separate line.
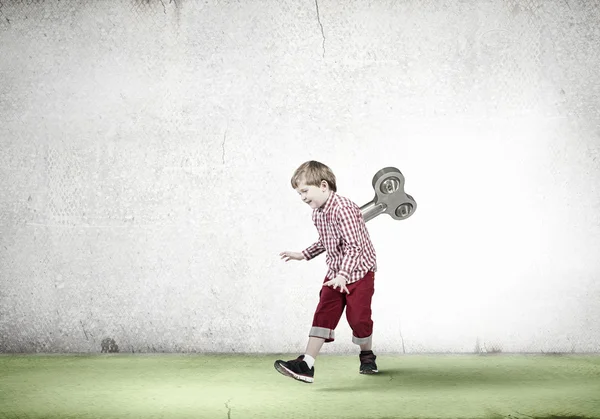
[324, 276, 350, 294]
[280, 251, 304, 262]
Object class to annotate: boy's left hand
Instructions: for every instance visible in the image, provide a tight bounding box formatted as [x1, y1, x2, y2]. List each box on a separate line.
[324, 276, 350, 294]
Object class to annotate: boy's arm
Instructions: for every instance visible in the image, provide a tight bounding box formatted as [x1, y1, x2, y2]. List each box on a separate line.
[302, 239, 325, 261]
[335, 205, 366, 282]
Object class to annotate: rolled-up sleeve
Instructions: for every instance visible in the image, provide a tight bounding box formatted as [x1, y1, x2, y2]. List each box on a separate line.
[302, 239, 325, 260]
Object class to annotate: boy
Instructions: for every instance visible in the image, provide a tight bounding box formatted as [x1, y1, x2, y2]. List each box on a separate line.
[274, 160, 378, 383]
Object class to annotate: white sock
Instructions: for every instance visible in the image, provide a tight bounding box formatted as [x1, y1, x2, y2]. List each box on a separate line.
[303, 354, 315, 369]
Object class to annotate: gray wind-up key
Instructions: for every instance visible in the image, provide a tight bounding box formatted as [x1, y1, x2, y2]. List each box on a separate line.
[359, 167, 417, 223]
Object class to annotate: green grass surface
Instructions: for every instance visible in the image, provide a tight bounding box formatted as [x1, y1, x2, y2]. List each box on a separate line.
[0, 354, 599, 419]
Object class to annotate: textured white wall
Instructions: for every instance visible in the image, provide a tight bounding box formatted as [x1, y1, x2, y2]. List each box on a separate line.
[1, 0, 599, 354]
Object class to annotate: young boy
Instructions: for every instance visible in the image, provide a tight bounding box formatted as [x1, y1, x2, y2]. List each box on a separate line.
[274, 160, 378, 383]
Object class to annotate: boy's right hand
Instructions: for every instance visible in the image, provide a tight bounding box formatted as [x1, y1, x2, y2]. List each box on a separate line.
[279, 251, 304, 262]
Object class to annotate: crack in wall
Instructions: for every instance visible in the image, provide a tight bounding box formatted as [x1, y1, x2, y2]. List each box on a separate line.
[80, 320, 89, 340]
[399, 323, 406, 354]
[314, 0, 326, 58]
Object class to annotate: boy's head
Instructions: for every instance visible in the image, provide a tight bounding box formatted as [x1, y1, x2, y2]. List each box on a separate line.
[291, 160, 337, 209]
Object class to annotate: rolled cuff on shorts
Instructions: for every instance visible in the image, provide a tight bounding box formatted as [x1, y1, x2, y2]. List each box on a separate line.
[309, 326, 335, 342]
[352, 334, 372, 346]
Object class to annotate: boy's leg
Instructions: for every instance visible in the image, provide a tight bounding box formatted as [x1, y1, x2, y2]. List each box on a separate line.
[274, 277, 346, 382]
[345, 271, 378, 374]
[346, 271, 375, 345]
[305, 336, 326, 359]
[308, 278, 347, 345]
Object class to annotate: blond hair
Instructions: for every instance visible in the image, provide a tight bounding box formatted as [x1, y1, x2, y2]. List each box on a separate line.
[291, 160, 337, 192]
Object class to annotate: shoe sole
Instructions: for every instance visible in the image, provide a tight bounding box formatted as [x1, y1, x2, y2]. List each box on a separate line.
[274, 361, 314, 383]
[360, 369, 379, 374]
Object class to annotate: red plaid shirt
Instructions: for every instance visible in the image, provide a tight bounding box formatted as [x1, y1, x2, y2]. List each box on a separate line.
[302, 191, 377, 284]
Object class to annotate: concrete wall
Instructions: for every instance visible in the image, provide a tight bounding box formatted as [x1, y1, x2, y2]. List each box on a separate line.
[1, 0, 599, 354]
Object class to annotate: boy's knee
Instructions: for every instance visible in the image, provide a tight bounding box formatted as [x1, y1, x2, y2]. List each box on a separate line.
[347, 314, 373, 330]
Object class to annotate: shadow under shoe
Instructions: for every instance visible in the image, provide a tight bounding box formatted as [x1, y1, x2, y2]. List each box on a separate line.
[274, 355, 315, 383]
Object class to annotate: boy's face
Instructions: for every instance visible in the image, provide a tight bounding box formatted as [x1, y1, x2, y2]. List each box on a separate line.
[295, 178, 330, 209]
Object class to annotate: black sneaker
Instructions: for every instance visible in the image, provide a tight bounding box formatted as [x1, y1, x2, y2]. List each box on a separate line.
[359, 351, 378, 374]
[274, 355, 314, 383]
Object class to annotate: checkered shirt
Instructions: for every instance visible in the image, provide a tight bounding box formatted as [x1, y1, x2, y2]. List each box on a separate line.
[301, 191, 377, 284]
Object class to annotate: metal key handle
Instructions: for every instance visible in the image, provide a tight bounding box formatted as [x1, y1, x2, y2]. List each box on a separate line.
[360, 167, 417, 222]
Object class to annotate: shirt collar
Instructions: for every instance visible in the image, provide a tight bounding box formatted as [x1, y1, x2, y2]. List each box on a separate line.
[317, 190, 336, 214]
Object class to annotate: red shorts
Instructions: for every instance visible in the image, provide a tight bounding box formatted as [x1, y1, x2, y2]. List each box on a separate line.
[308, 271, 375, 345]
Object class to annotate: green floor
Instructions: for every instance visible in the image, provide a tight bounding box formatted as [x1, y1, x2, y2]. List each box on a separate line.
[0, 354, 599, 419]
